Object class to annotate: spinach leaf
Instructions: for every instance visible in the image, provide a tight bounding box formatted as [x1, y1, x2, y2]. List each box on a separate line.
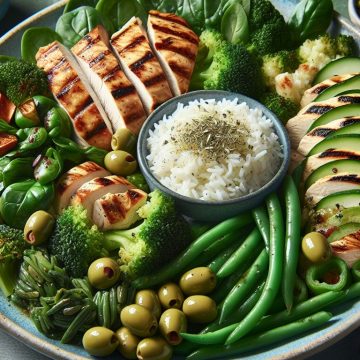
[0, 180, 54, 229]
[56, 6, 106, 47]
[21, 27, 63, 64]
[221, 1, 248, 44]
[289, 0, 333, 44]
[96, 0, 147, 33]
[2, 157, 34, 188]
[64, 0, 98, 13]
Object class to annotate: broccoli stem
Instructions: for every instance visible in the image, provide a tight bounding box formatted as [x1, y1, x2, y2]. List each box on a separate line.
[103, 226, 141, 252]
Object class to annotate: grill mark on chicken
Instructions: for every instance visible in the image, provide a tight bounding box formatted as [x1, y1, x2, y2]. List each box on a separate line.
[151, 24, 199, 45]
[143, 73, 167, 87]
[55, 77, 80, 99]
[47, 57, 67, 78]
[101, 196, 127, 222]
[119, 35, 147, 54]
[305, 105, 334, 115]
[168, 61, 190, 78]
[72, 96, 94, 119]
[313, 85, 330, 94]
[129, 51, 155, 72]
[88, 49, 111, 68]
[341, 118, 360, 126]
[93, 177, 115, 187]
[318, 150, 360, 159]
[331, 232, 360, 252]
[111, 85, 136, 99]
[41, 43, 59, 58]
[155, 38, 196, 60]
[338, 95, 360, 103]
[150, 11, 189, 27]
[328, 174, 360, 183]
[103, 65, 122, 82]
[83, 122, 107, 141]
[76, 33, 101, 54]
[308, 128, 334, 137]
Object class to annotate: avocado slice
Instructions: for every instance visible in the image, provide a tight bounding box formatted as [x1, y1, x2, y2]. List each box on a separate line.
[327, 206, 360, 227]
[331, 122, 360, 136]
[313, 57, 360, 85]
[314, 75, 360, 102]
[305, 160, 360, 190]
[308, 104, 360, 132]
[327, 222, 360, 243]
[308, 134, 360, 156]
[316, 190, 360, 211]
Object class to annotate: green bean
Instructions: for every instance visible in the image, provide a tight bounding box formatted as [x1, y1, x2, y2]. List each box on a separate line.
[109, 287, 118, 326]
[225, 193, 284, 344]
[186, 311, 332, 360]
[102, 291, 111, 329]
[208, 241, 240, 273]
[282, 176, 301, 312]
[46, 298, 71, 316]
[217, 227, 262, 278]
[219, 248, 268, 323]
[133, 213, 253, 289]
[252, 205, 270, 251]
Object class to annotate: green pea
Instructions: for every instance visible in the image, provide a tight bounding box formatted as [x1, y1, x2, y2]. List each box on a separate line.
[24, 210, 55, 246]
[82, 326, 118, 357]
[88, 258, 120, 290]
[104, 150, 138, 176]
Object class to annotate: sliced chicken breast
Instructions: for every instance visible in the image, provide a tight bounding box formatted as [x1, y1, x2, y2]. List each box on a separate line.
[286, 94, 360, 149]
[297, 116, 360, 156]
[303, 149, 360, 181]
[71, 175, 134, 216]
[147, 10, 199, 96]
[36, 41, 113, 150]
[55, 161, 110, 213]
[331, 232, 360, 267]
[93, 189, 148, 230]
[110, 17, 173, 114]
[305, 173, 360, 207]
[300, 74, 356, 107]
[72, 25, 146, 135]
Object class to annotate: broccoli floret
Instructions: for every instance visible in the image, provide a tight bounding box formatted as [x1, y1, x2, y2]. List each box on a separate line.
[0, 60, 50, 106]
[336, 34, 356, 56]
[0, 224, 27, 297]
[103, 190, 192, 279]
[49, 206, 108, 278]
[248, 0, 284, 31]
[261, 92, 299, 124]
[190, 29, 264, 99]
[262, 50, 300, 88]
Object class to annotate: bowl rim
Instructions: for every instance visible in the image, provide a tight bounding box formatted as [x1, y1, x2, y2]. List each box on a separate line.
[138, 90, 290, 206]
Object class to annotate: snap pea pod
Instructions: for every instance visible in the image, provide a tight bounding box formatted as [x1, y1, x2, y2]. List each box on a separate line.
[352, 259, 360, 282]
[18, 127, 48, 152]
[217, 227, 262, 278]
[226, 193, 284, 344]
[252, 205, 270, 251]
[34, 147, 63, 185]
[132, 213, 253, 289]
[282, 176, 302, 312]
[208, 242, 240, 273]
[219, 248, 269, 324]
[185, 311, 332, 360]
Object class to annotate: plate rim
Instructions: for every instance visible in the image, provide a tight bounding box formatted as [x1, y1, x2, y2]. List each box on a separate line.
[0, 1, 359, 360]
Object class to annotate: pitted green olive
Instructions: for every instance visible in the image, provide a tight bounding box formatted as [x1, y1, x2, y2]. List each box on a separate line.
[135, 289, 162, 319]
[182, 295, 217, 323]
[88, 258, 120, 289]
[24, 210, 54, 246]
[115, 327, 140, 359]
[104, 150, 138, 176]
[136, 337, 172, 360]
[82, 326, 118, 357]
[111, 128, 137, 153]
[120, 304, 158, 337]
[159, 308, 187, 345]
[179, 267, 217, 295]
[158, 283, 184, 309]
[302, 232, 331, 263]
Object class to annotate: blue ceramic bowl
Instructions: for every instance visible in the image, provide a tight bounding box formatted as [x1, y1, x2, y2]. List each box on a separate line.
[138, 90, 290, 222]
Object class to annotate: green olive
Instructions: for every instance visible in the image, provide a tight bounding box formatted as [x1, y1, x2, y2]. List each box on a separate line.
[136, 337, 173, 360]
[179, 267, 217, 295]
[158, 283, 184, 309]
[302, 232, 331, 263]
[159, 308, 187, 345]
[182, 295, 217, 323]
[23, 210, 54, 246]
[82, 326, 118, 357]
[111, 128, 137, 153]
[135, 289, 162, 319]
[120, 304, 158, 337]
[115, 327, 140, 359]
[88, 258, 120, 289]
[104, 150, 138, 176]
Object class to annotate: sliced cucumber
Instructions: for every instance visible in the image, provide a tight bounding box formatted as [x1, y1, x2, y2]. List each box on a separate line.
[308, 134, 360, 156]
[328, 206, 360, 227]
[314, 74, 360, 102]
[327, 222, 360, 243]
[305, 159, 360, 190]
[314, 57, 360, 84]
[316, 190, 360, 211]
[308, 104, 360, 132]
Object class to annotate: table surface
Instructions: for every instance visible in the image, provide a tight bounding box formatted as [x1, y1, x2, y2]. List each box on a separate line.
[0, 1, 359, 359]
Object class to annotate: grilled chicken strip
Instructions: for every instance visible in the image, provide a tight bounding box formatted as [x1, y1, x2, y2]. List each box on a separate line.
[110, 17, 173, 114]
[93, 189, 148, 230]
[305, 173, 360, 207]
[55, 161, 110, 213]
[300, 74, 356, 107]
[147, 10, 199, 96]
[71, 175, 134, 216]
[331, 232, 360, 267]
[72, 25, 146, 135]
[286, 94, 360, 149]
[297, 117, 360, 156]
[36, 41, 113, 150]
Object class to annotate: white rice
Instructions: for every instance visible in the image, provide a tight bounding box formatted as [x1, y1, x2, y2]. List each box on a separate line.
[146, 98, 283, 201]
